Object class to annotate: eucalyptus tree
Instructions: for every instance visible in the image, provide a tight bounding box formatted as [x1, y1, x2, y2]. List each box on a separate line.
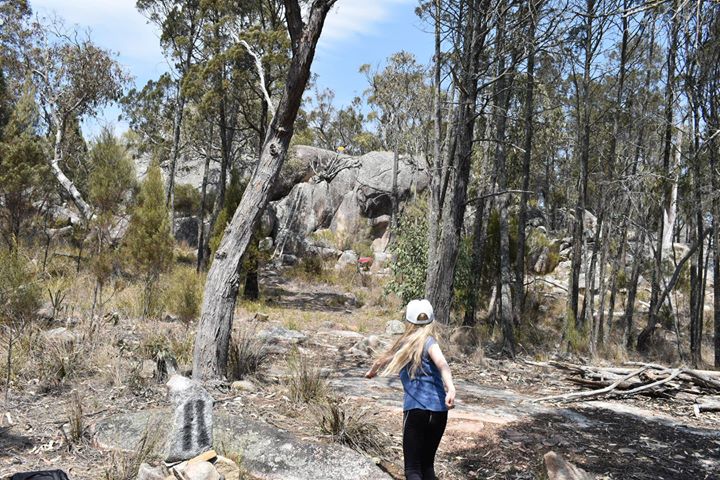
[424, 0, 493, 326]
[192, 0, 338, 380]
[26, 16, 129, 222]
[361, 51, 432, 227]
[136, 0, 205, 224]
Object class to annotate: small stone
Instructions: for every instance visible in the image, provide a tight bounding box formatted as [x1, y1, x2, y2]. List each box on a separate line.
[230, 380, 256, 393]
[181, 461, 221, 480]
[214, 455, 240, 479]
[41, 327, 76, 346]
[257, 326, 307, 344]
[164, 314, 178, 323]
[258, 236, 274, 252]
[253, 313, 269, 322]
[385, 320, 406, 335]
[544, 451, 594, 480]
[335, 250, 358, 269]
[136, 463, 166, 480]
[140, 359, 156, 380]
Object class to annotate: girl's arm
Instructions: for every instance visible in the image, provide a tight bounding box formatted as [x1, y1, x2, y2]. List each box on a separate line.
[365, 355, 390, 378]
[428, 343, 456, 408]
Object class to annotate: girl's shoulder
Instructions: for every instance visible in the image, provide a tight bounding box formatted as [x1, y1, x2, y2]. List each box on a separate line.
[423, 335, 438, 353]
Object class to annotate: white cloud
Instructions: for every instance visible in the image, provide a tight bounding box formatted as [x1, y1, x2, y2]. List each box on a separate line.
[30, 0, 165, 67]
[320, 0, 414, 45]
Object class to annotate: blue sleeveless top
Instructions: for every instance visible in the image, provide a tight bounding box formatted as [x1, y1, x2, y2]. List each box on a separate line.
[399, 336, 447, 412]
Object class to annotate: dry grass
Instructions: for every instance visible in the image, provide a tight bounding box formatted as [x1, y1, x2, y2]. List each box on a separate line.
[103, 423, 162, 480]
[65, 390, 86, 446]
[287, 351, 327, 404]
[316, 396, 386, 455]
[228, 323, 269, 380]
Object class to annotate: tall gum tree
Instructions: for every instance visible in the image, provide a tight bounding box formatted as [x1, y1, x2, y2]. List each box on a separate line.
[27, 17, 128, 222]
[192, 0, 337, 380]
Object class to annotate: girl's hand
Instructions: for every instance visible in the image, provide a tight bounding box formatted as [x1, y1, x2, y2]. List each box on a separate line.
[365, 367, 377, 379]
[445, 388, 456, 409]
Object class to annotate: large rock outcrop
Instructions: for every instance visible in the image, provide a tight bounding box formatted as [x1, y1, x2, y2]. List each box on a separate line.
[94, 409, 390, 480]
[270, 147, 429, 257]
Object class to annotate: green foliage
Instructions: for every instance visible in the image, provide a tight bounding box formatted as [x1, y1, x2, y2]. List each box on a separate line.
[0, 85, 50, 247]
[88, 128, 136, 215]
[163, 265, 203, 323]
[0, 250, 41, 327]
[173, 183, 201, 217]
[452, 235, 475, 315]
[386, 203, 428, 304]
[210, 168, 244, 257]
[124, 161, 174, 317]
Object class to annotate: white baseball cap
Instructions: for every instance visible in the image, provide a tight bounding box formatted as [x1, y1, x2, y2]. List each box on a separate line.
[405, 299, 435, 325]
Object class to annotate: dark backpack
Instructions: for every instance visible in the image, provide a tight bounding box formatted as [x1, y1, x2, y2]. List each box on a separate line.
[10, 471, 70, 480]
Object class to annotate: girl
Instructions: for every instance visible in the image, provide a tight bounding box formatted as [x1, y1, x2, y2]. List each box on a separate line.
[365, 299, 456, 480]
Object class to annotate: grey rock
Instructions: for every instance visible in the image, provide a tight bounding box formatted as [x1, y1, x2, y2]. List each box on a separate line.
[329, 191, 363, 238]
[352, 335, 382, 355]
[385, 320, 406, 335]
[270, 147, 430, 257]
[140, 359, 156, 380]
[41, 327, 76, 346]
[136, 463, 166, 480]
[230, 380, 256, 393]
[259, 236, 274, 252]
[95, 409, 391, 480]
[257, 326, 307, 345]
[373, 251, 393, 269]
[281, 254, 298, 266]
[544, 451, 595, 480]
[165, 375, 214, 463]
[335, 250, 358, 270]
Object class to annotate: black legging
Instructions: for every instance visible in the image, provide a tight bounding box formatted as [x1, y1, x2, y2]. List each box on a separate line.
[403, 408, 448, 480]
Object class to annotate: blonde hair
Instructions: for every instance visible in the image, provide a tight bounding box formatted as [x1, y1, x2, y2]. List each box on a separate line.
[379, 318, 440, 378]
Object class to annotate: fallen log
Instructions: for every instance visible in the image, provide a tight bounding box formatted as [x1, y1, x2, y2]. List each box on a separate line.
[531, 360, 720, 403]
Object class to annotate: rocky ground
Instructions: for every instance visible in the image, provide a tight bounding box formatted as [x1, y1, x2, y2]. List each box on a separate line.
[1, 270, 719, 479]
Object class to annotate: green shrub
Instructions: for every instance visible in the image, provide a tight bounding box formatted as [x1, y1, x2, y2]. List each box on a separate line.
[385, 203, 428, 304]
[164, 266, 203, 323]
[124, 161, 174, 319]
[173, 183, 201, 217]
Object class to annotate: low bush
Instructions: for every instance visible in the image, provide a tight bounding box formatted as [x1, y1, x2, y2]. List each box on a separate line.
[163, 266, 203, 323]
[316, 396, 385, 455]
[287, 350, 326, 403]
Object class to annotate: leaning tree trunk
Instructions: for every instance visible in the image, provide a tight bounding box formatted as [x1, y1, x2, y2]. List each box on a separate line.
[192, 0, 337, 380]
[50, 115, 93, 221]
[714, 153, 720, 367]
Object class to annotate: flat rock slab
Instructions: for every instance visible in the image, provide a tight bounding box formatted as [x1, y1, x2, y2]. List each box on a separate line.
[94, 409, 390, 480]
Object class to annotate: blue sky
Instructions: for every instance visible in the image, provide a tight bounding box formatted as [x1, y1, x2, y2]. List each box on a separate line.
[29, 0, 433, 138]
